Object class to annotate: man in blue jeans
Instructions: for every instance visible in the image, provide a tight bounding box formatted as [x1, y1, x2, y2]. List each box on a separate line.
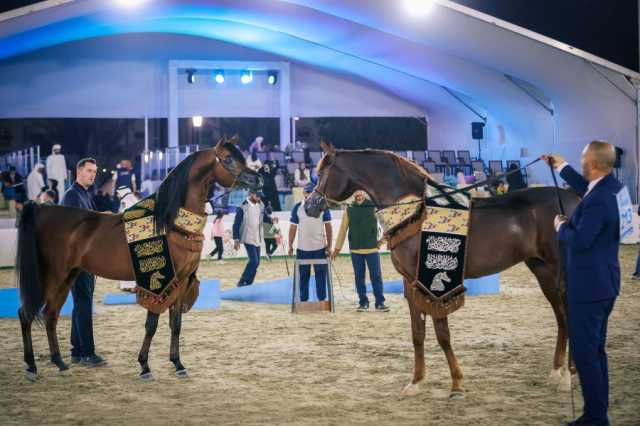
[289, 184, 332, 301]
[333, 190, 388, 311]
[233, 190, 266, 286]
[61, 158, 106, 367]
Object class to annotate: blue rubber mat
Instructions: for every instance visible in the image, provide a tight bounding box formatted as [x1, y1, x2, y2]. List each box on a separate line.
[0, 288, 74, 318]
[102, 279, 220, 310]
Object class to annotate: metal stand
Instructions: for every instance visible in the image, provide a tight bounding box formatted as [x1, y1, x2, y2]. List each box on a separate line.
[291, 258, 335, 313]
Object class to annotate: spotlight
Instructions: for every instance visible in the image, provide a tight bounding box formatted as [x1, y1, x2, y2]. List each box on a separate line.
[144, 153, 149, 163]
[214, 70, 225, 84]
[115, 0, 147, 8]
[240, 70, 253, 84]
[186, 69, 196, 84]
[404, 0, 434, 16]
[267, 71, 278, 85]
[192, 116, 203, 128]
[158, 151, 163, 161]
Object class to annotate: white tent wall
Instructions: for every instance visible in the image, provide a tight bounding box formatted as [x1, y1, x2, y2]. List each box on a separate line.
[0, 33, 426, 120]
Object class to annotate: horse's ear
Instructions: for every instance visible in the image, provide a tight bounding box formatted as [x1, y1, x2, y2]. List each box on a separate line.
[229, 134, 239, 144]
[320, 139, 335, 155]
[215, 136, 226, 150]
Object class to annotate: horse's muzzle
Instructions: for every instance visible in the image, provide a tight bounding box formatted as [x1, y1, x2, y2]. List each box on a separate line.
[237, 170, 263, 190]
[304, 191, 326, 218]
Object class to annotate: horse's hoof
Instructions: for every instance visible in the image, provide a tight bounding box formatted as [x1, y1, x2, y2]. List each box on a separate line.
[25, 370, 37, 382]
[401, 383, 420, 396]
[548, 367, 563, 385]
[139, 372, 154, 381]
[175, 369, 188, 379]
[449, 391, 465, 401]
[557, 373, 573, 393]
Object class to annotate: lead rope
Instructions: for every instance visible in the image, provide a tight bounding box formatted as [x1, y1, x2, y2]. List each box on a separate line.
[548, 163, 576, 421]
[328, 258, 358, 304]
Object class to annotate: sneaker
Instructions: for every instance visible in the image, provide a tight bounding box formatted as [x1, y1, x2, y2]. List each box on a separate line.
[70, 355, 81, 364]
[632, 274, 640, 281]
[217, 260, 225, 264]
[357, 303, 369, 312]
[79, 354, 107, 367]
[375, 304, 390, 312]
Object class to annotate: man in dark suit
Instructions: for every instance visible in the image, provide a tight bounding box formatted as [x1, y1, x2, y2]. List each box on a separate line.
[543, 141, 621, 426]
[61, 158, 106, 367]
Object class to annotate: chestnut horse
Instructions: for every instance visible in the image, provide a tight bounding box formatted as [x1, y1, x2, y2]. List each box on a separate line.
[17, 137, 262, 381]
[305, 141, 580, 399]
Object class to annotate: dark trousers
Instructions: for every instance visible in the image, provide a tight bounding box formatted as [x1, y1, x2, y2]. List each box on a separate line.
[265, 238, 278, 256]
[239, 243, 261, 286]
[209, 236, 224, 260]
[569, 298, 616, 423]
[351, 252, 385, 306]
[70, 272, 96, 357]
[634, 246, 640, 275]
[297, 248, 327, 301]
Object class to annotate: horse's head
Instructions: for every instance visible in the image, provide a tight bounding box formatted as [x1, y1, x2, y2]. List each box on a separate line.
[213, 136, 263, 190]
[304, 140, 354, 218]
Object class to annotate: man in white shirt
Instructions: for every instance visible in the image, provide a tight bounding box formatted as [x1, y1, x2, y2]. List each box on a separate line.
[233, 190, 266, 286]
[26, 163, 46, 201]
[46, 144, 67, 189]
[288, 184, 332, 302]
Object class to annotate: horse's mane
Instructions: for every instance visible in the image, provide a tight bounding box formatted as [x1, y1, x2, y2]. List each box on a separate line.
[472, 186, 577, 209]
[317, 148, 429, 180]
[154, 151, 200, 233]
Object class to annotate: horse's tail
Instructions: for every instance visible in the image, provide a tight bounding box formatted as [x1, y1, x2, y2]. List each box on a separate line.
[16, 201, 44, 323]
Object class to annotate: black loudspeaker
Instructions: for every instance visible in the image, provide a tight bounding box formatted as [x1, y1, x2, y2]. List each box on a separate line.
[614, 146, 623, 168]
[471, 122, 484, 140]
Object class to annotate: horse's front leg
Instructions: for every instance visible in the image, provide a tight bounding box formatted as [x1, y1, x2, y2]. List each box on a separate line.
[433, 316, 464, 400]
[169, 303, 187, 378]
[402, 286, 426, 396]
[138, 310, 159, 380]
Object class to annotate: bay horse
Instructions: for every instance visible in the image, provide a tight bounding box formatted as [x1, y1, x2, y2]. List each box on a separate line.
[305, 141, 580, 399]
[16, 137, 262, 381]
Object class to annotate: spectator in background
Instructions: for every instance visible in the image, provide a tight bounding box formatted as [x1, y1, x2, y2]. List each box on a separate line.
[260, 162, 281, 212]
[27, 163, 46, 201]
[233, 189, 266, 287]
[633, 205, 640, 281]
[333, 190, 388, 312]
[249, 136, 264, 154]
[288, 184, 332, 303]
[293, 162, 311, 204]
[2, 166, 22, 218]
[506, 163, 527, 192]
[40, 189, 56, 205]
[246, 152, 262, 173]
[113, 160, 137, 194]
[46, 144, 67, 190]
[209, 211, 225, 263]
[263, 215, 281, 260]
[49, 179, 60, 204]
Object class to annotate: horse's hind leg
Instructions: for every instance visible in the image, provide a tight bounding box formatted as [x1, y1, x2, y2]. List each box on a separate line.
[524, 258, 570, 389]
[169, 304, 187, 378]
[44, 309, 68, 373]
[138, 310, 159, 380]
[18, 307, 37, 381]
[433, 316, 464, 400]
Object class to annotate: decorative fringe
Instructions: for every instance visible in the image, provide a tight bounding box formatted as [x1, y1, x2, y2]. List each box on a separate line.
[180, 276, 200, 314]
[411, 281, 466, 319]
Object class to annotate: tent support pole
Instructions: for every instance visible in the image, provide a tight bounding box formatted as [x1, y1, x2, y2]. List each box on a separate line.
[504, 74, 554, 115]
[441, 86, 486, 123]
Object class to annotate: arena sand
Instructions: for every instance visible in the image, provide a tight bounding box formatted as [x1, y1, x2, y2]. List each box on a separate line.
[0, 247, 638, 425]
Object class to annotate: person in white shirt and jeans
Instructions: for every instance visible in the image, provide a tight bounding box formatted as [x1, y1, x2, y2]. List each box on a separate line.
[288, 184, 333, 302]
[233, 190, 266, 286]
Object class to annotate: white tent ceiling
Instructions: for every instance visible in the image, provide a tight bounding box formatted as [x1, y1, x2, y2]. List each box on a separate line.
[0, 0, 637, 195]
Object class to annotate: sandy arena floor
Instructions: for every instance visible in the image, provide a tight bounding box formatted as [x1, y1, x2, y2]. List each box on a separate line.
[0, 246, 639, 425]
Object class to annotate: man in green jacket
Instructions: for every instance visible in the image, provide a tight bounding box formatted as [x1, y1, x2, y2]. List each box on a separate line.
[332, 191, 388, 312]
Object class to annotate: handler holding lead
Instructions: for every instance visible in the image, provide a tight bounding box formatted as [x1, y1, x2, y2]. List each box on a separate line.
[542, 140, 621, 426]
